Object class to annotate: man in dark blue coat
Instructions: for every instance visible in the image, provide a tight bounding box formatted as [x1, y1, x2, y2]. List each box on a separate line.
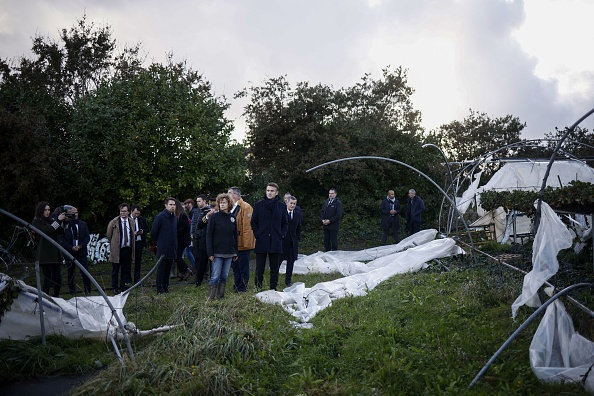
[380, 189, 402, 244]
[151, 197, 178, 293]
[251, 182, 288, 290]
[61, 206, 92, 294]
[405, 189, 425, 235]
[282, 195, 302, 287]
[320, 188, 343, 251]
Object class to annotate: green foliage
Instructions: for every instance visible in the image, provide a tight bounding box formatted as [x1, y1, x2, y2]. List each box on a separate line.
[238, 68, 439, 232]
[2, 251, 591, 395]
[479, 180, 594, 214]
[67, 57, 245, 222]
[0, 335, 111, 383]
[0, 277, 19, 324]
[427, 109, 526, 164]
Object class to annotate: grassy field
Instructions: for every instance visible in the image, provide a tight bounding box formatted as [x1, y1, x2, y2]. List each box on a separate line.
[1, 238, 593, 395]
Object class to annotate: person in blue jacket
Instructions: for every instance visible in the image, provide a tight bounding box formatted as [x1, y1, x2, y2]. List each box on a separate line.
[251, 182, 288, 291]
[405, 189, 425, 235]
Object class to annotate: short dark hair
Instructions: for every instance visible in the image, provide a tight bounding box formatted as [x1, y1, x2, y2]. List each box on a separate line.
[267, 182, 279, 191]
[196, 194, 207, 201]
[119, 203, 130, 211]
[164, 197, 176, 205]
[329, 188, 337, 194]
[131, 204, 142, 212]
[184, 198, 195, 206]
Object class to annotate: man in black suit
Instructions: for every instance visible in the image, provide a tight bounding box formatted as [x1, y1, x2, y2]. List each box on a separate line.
[320, 187, 343, 251]
[282, 195, 302, 287]
[131, 204, 149, 284]
[380, 189, 402, 244]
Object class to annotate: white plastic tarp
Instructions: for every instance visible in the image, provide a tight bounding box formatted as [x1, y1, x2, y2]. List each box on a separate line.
[511, 201, 573, 319]
[460, 161, 594, 243]
[279, 229, 440, 276]
[530, 300, 594, 392]
[258, 231, 463, 323]
[0, 275, 129, 340]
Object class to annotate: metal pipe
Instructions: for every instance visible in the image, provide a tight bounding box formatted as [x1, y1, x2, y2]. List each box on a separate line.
[33, 260, 46, 346]
[306, 155, 476, 258]
[469, 282, 594, 389]
[0, 208, 136, 365]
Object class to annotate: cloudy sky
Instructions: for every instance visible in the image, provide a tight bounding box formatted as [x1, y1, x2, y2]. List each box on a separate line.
[1, 0, 594, 142]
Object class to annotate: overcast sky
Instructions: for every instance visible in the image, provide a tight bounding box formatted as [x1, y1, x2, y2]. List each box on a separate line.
[1, 0, 594, 142]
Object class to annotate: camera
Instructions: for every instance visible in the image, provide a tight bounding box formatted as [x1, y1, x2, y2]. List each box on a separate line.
[60, 205, 76, 219]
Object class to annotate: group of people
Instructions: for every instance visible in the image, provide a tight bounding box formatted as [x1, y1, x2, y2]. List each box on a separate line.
[32, 185, 424, 298]
[32, 202, 93, 296]
[379, 188, 426, 245]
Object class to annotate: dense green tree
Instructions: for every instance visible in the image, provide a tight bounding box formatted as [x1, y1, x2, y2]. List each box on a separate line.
[427, 109, 526, 164]
[0, 16, 115, 220]
[238, 68, 438, 235]
[67, 58, 245, 227]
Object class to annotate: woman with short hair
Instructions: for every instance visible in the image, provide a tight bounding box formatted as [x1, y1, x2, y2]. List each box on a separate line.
[206, 193, 238, 299]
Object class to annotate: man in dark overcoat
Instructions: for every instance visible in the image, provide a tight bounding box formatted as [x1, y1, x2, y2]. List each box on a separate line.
[151, 197, 178, 293]
[380, 189, 402, 244]
[250, 182, 288, 290]
[320, 187, 343, 251]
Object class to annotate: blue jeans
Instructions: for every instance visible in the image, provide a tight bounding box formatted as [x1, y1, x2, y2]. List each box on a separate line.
[210, 257, 233, 285]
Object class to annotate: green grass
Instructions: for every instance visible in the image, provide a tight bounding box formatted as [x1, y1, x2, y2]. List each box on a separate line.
[1, 243, 592, 395]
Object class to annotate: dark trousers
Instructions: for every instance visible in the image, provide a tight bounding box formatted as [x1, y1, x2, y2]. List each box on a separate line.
[255, 252, 281, 290]
[231, 249, 251, 292]
[40, 262, 61, 297]
[133, 243, 144, 284]
[408, 221, 421, 236]
[323, 228, 339, 251]
[194, 248, 210, 285]
[67, 256, 91, 294]
[381, 217, 400, 244]
[175, 244, 190, 274]
[156, 258, 174, 293]
[111, 247, 132, 293]
[283, 246, 296, 285]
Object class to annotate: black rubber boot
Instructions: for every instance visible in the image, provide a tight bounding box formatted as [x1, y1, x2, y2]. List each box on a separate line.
[208, 285, 217, 300]
[217, 283, 226, 299]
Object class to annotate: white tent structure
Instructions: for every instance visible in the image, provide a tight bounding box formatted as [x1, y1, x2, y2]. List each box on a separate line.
[456, 160, 594, 243]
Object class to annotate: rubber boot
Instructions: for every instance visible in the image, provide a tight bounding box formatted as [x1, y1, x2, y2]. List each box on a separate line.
[208, 284, 217, 300]
[217, 282, 226, 299]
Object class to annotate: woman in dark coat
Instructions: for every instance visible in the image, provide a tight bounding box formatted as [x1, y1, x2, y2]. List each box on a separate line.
[174, 199, 193, 280]
[32, 202, 66, 297]
[206, 193, 238, 299]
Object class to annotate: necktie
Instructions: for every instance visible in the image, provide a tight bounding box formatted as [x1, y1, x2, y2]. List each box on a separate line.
[72, 224, 79, 246]
[289, 211, 293, 220]
[329, 199, 333, 204]
[123, 219, 129, 247]
[135, 217, 140, 241]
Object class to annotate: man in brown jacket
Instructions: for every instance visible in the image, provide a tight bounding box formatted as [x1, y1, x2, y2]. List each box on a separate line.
[228, 186, 255, 292]
[107, 203, 136, 294]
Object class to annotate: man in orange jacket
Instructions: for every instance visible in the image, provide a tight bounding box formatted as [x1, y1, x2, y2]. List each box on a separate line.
[228, 186, 256, 292]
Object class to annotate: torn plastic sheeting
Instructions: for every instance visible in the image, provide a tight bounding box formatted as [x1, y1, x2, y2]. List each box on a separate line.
[530, 300, 594, 392]
[280, 229, 440, 276]
[511, 201, 573, 319]
[258, 237, 459, 323]
[0, 275, 129, 340]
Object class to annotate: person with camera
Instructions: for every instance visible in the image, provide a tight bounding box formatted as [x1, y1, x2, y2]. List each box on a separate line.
[106, 203, 135, 294]
[60, 206, 92, 295]
[32, 202, 66, 297]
